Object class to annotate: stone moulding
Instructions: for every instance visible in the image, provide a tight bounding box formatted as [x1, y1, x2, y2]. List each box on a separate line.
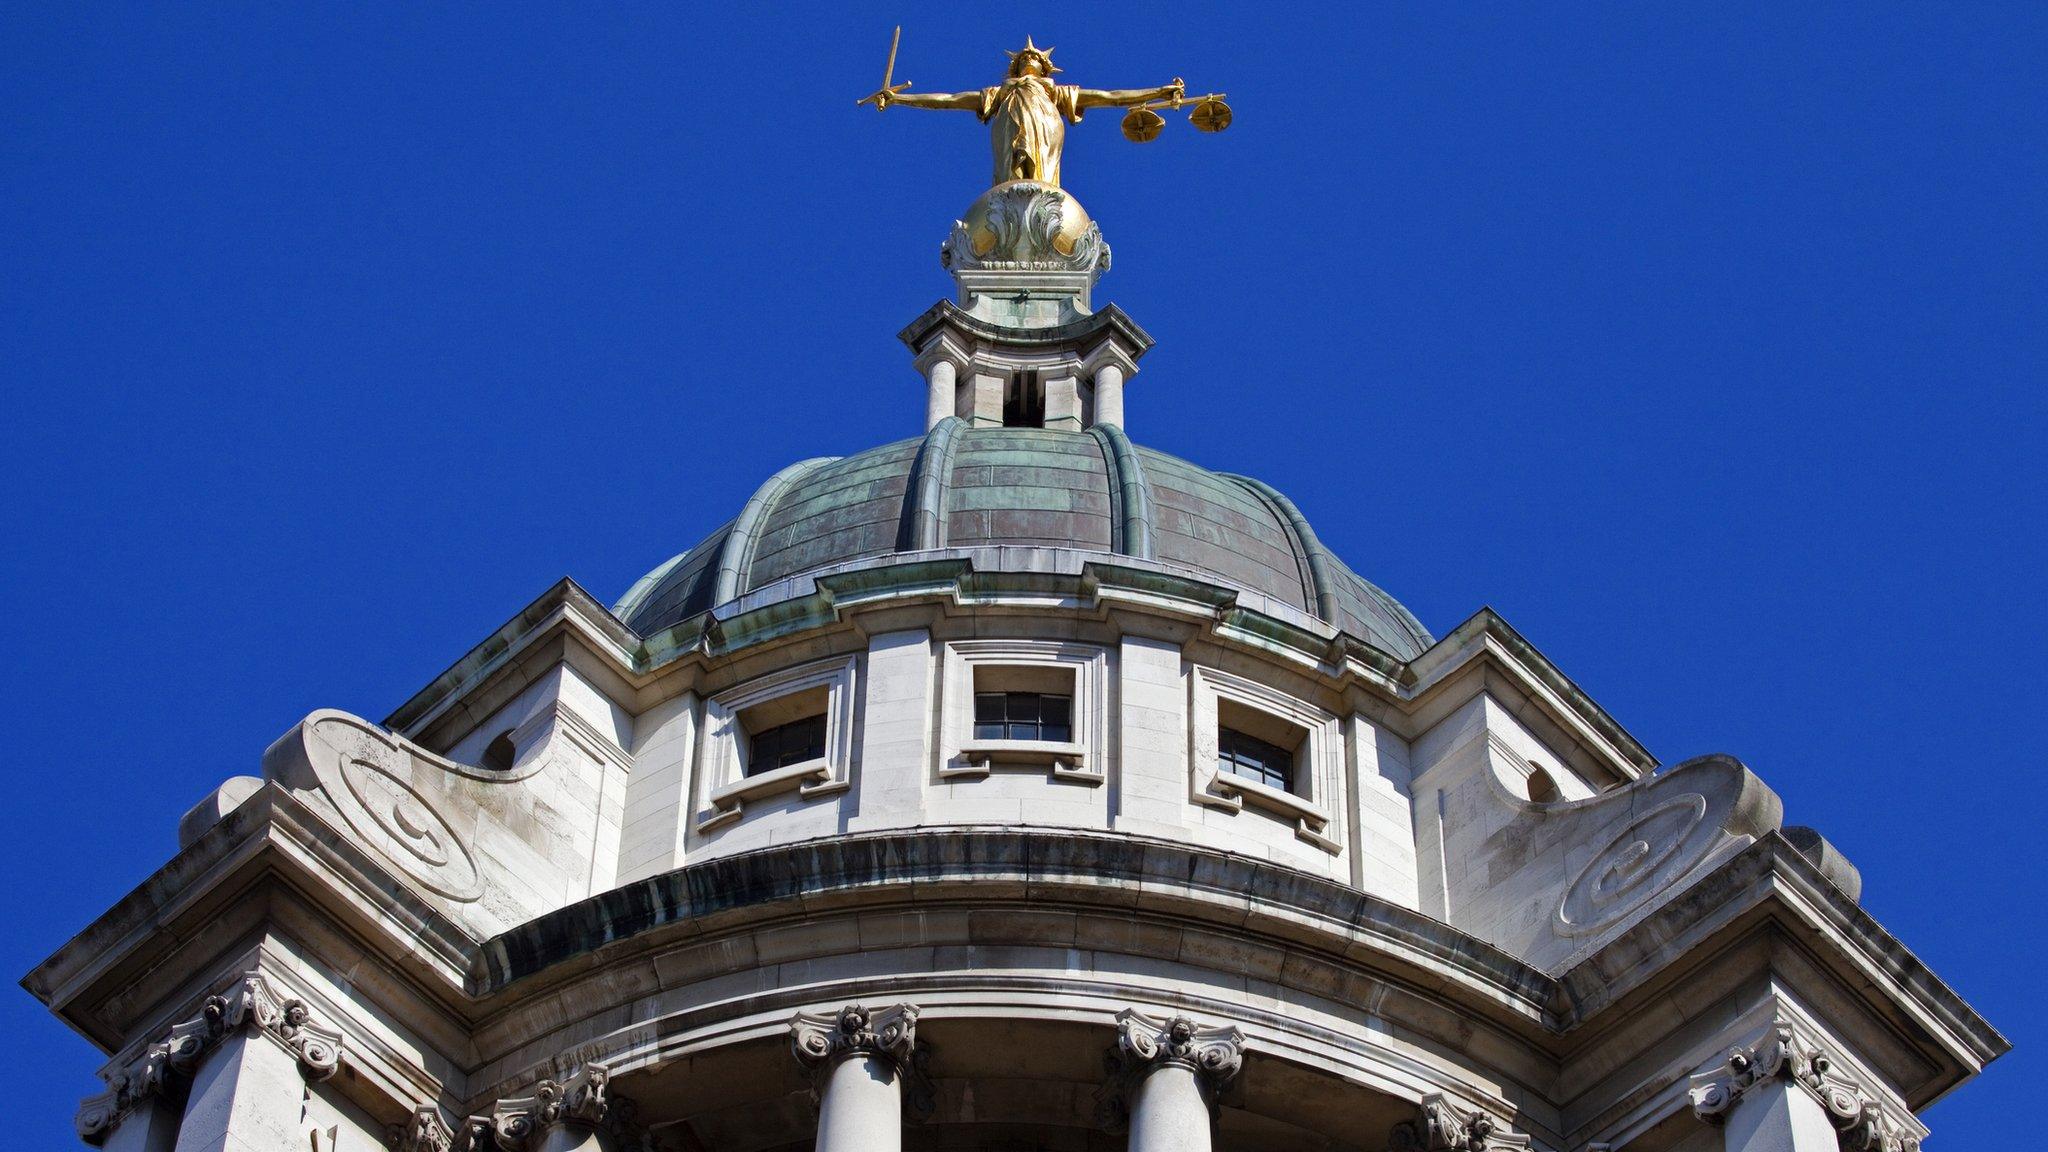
[387, 1103, 457, 1152]
[1388, 1093, 1531, 1152]
[1688, 1019, 1926, 1152]
[75, 971, 343, 1146]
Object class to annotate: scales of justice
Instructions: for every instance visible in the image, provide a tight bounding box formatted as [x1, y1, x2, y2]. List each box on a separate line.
[859, 29, 1231, 327]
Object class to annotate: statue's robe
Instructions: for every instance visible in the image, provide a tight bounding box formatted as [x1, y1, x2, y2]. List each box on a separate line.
[978, 76, 1083, 186]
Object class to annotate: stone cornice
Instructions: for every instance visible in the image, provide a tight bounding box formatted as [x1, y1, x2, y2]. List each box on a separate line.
[1689, 1019, 1926, 1152]
[1389, 1094, 1532, 1152]
[75, 972, 343, 1146]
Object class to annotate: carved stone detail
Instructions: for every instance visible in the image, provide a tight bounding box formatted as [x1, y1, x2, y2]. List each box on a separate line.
[76, 971, 344, 1145]
[386, 1104, 456, 1152]
[941, 182, 1108, 273]
[1099, 1008, 1244, 1129]
[1388, 1093, 1531, 1152]
[788, 1003, 933, 1118]
[1689, 1020, 1923, 1152]
[465, 1064, 621, 1151]
[1688, 1020, 1824, 1123]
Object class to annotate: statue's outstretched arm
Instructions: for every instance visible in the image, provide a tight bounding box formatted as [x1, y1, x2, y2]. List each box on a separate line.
[1075, 79, 1185, 110]
[875, 89, 983, 111]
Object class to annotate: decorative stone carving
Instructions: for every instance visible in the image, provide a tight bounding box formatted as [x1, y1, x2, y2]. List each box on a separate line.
[386, 1104, 455, 1152]
[466, 1064, 622, 1151]
[75, 971, 345, 1145]
[789, 1003, 934, 1118]
[1100, 1009, 1244, 1128]
[1556, 793, 1710, 938]
[941, 181, 1108, 274]
[1689, 1021, 1827, 1124]
[265, 710, 489, 901]
[1388, 1094, 1531, 1152]
[1689, 1020, 1924, 1152]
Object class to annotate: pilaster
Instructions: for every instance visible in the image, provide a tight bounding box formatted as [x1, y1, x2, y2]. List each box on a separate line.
[1689, 1020, 1927, 1152]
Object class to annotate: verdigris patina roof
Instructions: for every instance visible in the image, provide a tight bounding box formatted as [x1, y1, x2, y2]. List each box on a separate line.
[616, 420, 1432, 659]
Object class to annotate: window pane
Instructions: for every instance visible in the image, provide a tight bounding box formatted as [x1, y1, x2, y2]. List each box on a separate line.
[974, 692, 1005, 725]
[969, 691, 1073, 743]
[1218, 726, 1294, 792]
[748, 714, 826, 776]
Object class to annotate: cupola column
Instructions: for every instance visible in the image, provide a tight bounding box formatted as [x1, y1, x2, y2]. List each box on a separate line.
[1093, 362, 1126, 428]
[923, 359, 956, 431]
[790, 1004, 927, 1152]
[1104, 1009, 1244, 1152]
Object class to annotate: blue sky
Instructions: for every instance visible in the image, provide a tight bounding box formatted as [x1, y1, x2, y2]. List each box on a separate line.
[3, 3, 2041, 1146]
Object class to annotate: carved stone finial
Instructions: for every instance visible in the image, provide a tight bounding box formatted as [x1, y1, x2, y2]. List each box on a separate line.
[385, 1104, 455, 1152]
[466, 1065, 615, 1151]
[1388, 1094, 1530, 1152]
[1098, 1008, 1244, 1130]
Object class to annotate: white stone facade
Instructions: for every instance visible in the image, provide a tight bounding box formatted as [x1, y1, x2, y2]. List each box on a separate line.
[26, 154, 2003, 1152]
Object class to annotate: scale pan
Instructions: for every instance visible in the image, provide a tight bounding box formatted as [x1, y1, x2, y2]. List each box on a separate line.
[1121, 106, 1166, 143]
[1190, 98, 1232, 133]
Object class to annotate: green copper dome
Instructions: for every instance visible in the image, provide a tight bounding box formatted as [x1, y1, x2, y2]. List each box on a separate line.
[616, 421, 1432, 660]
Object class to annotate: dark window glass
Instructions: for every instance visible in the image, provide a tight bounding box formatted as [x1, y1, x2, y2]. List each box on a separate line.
[1218, 726, 1295, 793]
[747, 714, 827, 775]
[972, 691, 1072, 742]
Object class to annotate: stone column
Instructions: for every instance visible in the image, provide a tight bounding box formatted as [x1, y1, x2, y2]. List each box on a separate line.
[790, 1003, 926, 1152]
[924, 360, 957, 431]
[1104, 1009, 1243, 1152]
[466, 1065, 622, 1152]
[1093, 362, 1126, 429]
[1689, 1021, 1925, 1152]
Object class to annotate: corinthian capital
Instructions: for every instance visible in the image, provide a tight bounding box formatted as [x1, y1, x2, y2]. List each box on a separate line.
[385, 1104, 455, 1152]
[465, 1064, 617, 1152]
[1111, 1009, 1245, 1087]
[1689, 1020, 1824, 1123]
[1389, 1094, 1531, 1152]
[75, 971, 344, 1145]
[1098, 1008, 1244, 1130]
[789, 1003, 921, 1073]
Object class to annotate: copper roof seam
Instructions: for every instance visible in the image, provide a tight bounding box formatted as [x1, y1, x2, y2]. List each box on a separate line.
[1089, 423, 1155, 561]
[897, 416, 967, 552]
[1221, 472, 1339, 626]
[712, 456, 840, 605]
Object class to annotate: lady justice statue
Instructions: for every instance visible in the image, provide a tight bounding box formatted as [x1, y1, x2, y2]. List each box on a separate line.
[860, 33, 1228, 189]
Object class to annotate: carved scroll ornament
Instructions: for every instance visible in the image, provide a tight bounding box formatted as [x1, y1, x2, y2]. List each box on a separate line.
[1098, 1008, 1245, 1130]
[1689, 1021, 1924, 1152]
[789, 1003, 933, 1118]
[76, 973, 344, 1145]
[1388, 1093, 1531, 1152]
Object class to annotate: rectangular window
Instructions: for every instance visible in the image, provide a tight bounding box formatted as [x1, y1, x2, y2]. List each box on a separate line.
[1217, 725, 1296, 793]
[973, 691, 1073, 743]
[746, 714, 827, 775]
[1002, 370, 1044, 428]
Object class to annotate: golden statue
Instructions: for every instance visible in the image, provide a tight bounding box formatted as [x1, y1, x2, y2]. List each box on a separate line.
[860, 33, 1228, 189]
